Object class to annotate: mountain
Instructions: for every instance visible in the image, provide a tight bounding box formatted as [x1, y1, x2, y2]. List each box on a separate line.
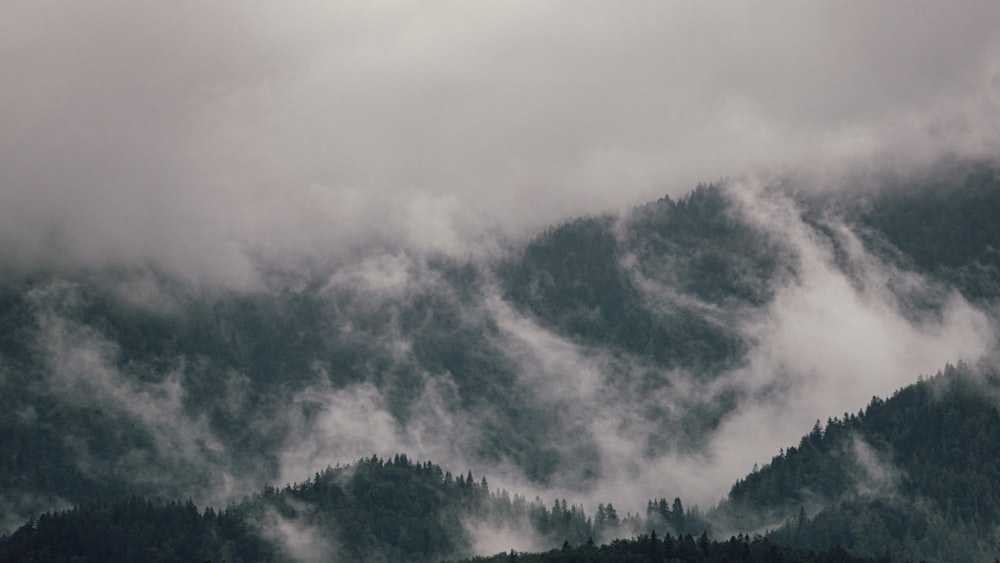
[1, 179, 791, 516]
[0, 455, 679, 562]
[718, 361, 1000, 562]
[853, 161, 1000, 301]
[1, 159, 999, 561]
[7, 359, 1000, 562]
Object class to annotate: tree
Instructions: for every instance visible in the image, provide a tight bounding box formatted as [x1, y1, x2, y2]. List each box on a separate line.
[671, 498, 685, 534]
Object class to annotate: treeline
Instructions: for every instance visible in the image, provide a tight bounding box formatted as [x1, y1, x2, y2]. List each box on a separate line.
[0, 454, 711, 562]
[0, 496, 267, 563]
[720, 361, 1000, 561]
[452, 531, 885, 563]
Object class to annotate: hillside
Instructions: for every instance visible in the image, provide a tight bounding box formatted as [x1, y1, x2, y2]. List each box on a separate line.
[719, 362, 1000, 561]
[2, 161, 1000, 561]
[7, 362, 998, 561]
[0, 455, 701, 562]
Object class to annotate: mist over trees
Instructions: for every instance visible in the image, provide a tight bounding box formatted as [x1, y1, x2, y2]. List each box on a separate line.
[2, 0, 999, 559]
[0, 455, 707, 562]
[727, 362, 1000, 562]
[2, 160, 1000, 561]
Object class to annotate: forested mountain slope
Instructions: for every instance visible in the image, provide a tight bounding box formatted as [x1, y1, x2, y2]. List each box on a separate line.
[8, 363, 997, 562]
[718, 362, 1000, 562]
[0, 455, 707, 562]
[854, 162, 1000, 300]
[497, 183, 777, 371]
[0, 180, 795, 520]
[2, 160, 1000, 561]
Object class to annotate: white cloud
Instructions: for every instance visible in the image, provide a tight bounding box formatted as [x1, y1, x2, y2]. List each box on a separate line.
[257, 501, 338, 563]
[474, 178, 994, 515]
[28, 280, 253, 505]
[1, 1, 997, 285]
[4, 3, 1000, 542]
[702, 179, 993, 501]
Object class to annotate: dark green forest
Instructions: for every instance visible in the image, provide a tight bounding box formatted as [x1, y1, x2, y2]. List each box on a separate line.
[724, 362, 1000, 561]
[452, 534, 883, 563]
[0, 455, 712, 562]
[2, 160, 1000, 561]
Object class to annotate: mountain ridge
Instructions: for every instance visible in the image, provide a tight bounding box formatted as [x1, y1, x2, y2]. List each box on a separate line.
[2, 159, 1000, 561]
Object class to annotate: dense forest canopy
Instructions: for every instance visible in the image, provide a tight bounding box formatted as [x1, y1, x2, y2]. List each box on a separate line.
[2, 161, 1000, 561]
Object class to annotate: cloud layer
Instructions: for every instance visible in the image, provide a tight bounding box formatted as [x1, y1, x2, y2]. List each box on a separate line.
[2, 1, 999, 285]
[4, 4, 1000, 554]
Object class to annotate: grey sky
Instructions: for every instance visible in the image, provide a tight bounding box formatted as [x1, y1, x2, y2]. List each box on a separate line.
[2, 1, 999, 284]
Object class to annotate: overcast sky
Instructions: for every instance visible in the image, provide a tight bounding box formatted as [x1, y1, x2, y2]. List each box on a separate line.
[2, 1, 999, 285]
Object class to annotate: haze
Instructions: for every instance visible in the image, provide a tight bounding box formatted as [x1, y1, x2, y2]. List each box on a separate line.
[2, 1, 999, 286]
[3, 5, 1000, 556]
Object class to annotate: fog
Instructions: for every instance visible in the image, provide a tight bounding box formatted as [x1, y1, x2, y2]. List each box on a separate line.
[4, 2, 1000, 558]
[450, 179, 993, 523]
[17, 177, 992, 553]
[693, 179, 992, 506]
[271, 176, 993, 534]
[27, 280, 257, 505]
[2, 1, 999, 286]
[258, 502, 338, 563]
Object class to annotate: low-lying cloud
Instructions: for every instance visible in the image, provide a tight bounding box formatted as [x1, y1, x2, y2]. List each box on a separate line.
[13, 174, 996, 531]
[689, 180, 992, 504]
[28, 281, 254, 505]
[4, 3, 1000, 552]
[257, 501, 338, 563]
[453, 179, 994, 519]
[2, 1, 999, 287]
